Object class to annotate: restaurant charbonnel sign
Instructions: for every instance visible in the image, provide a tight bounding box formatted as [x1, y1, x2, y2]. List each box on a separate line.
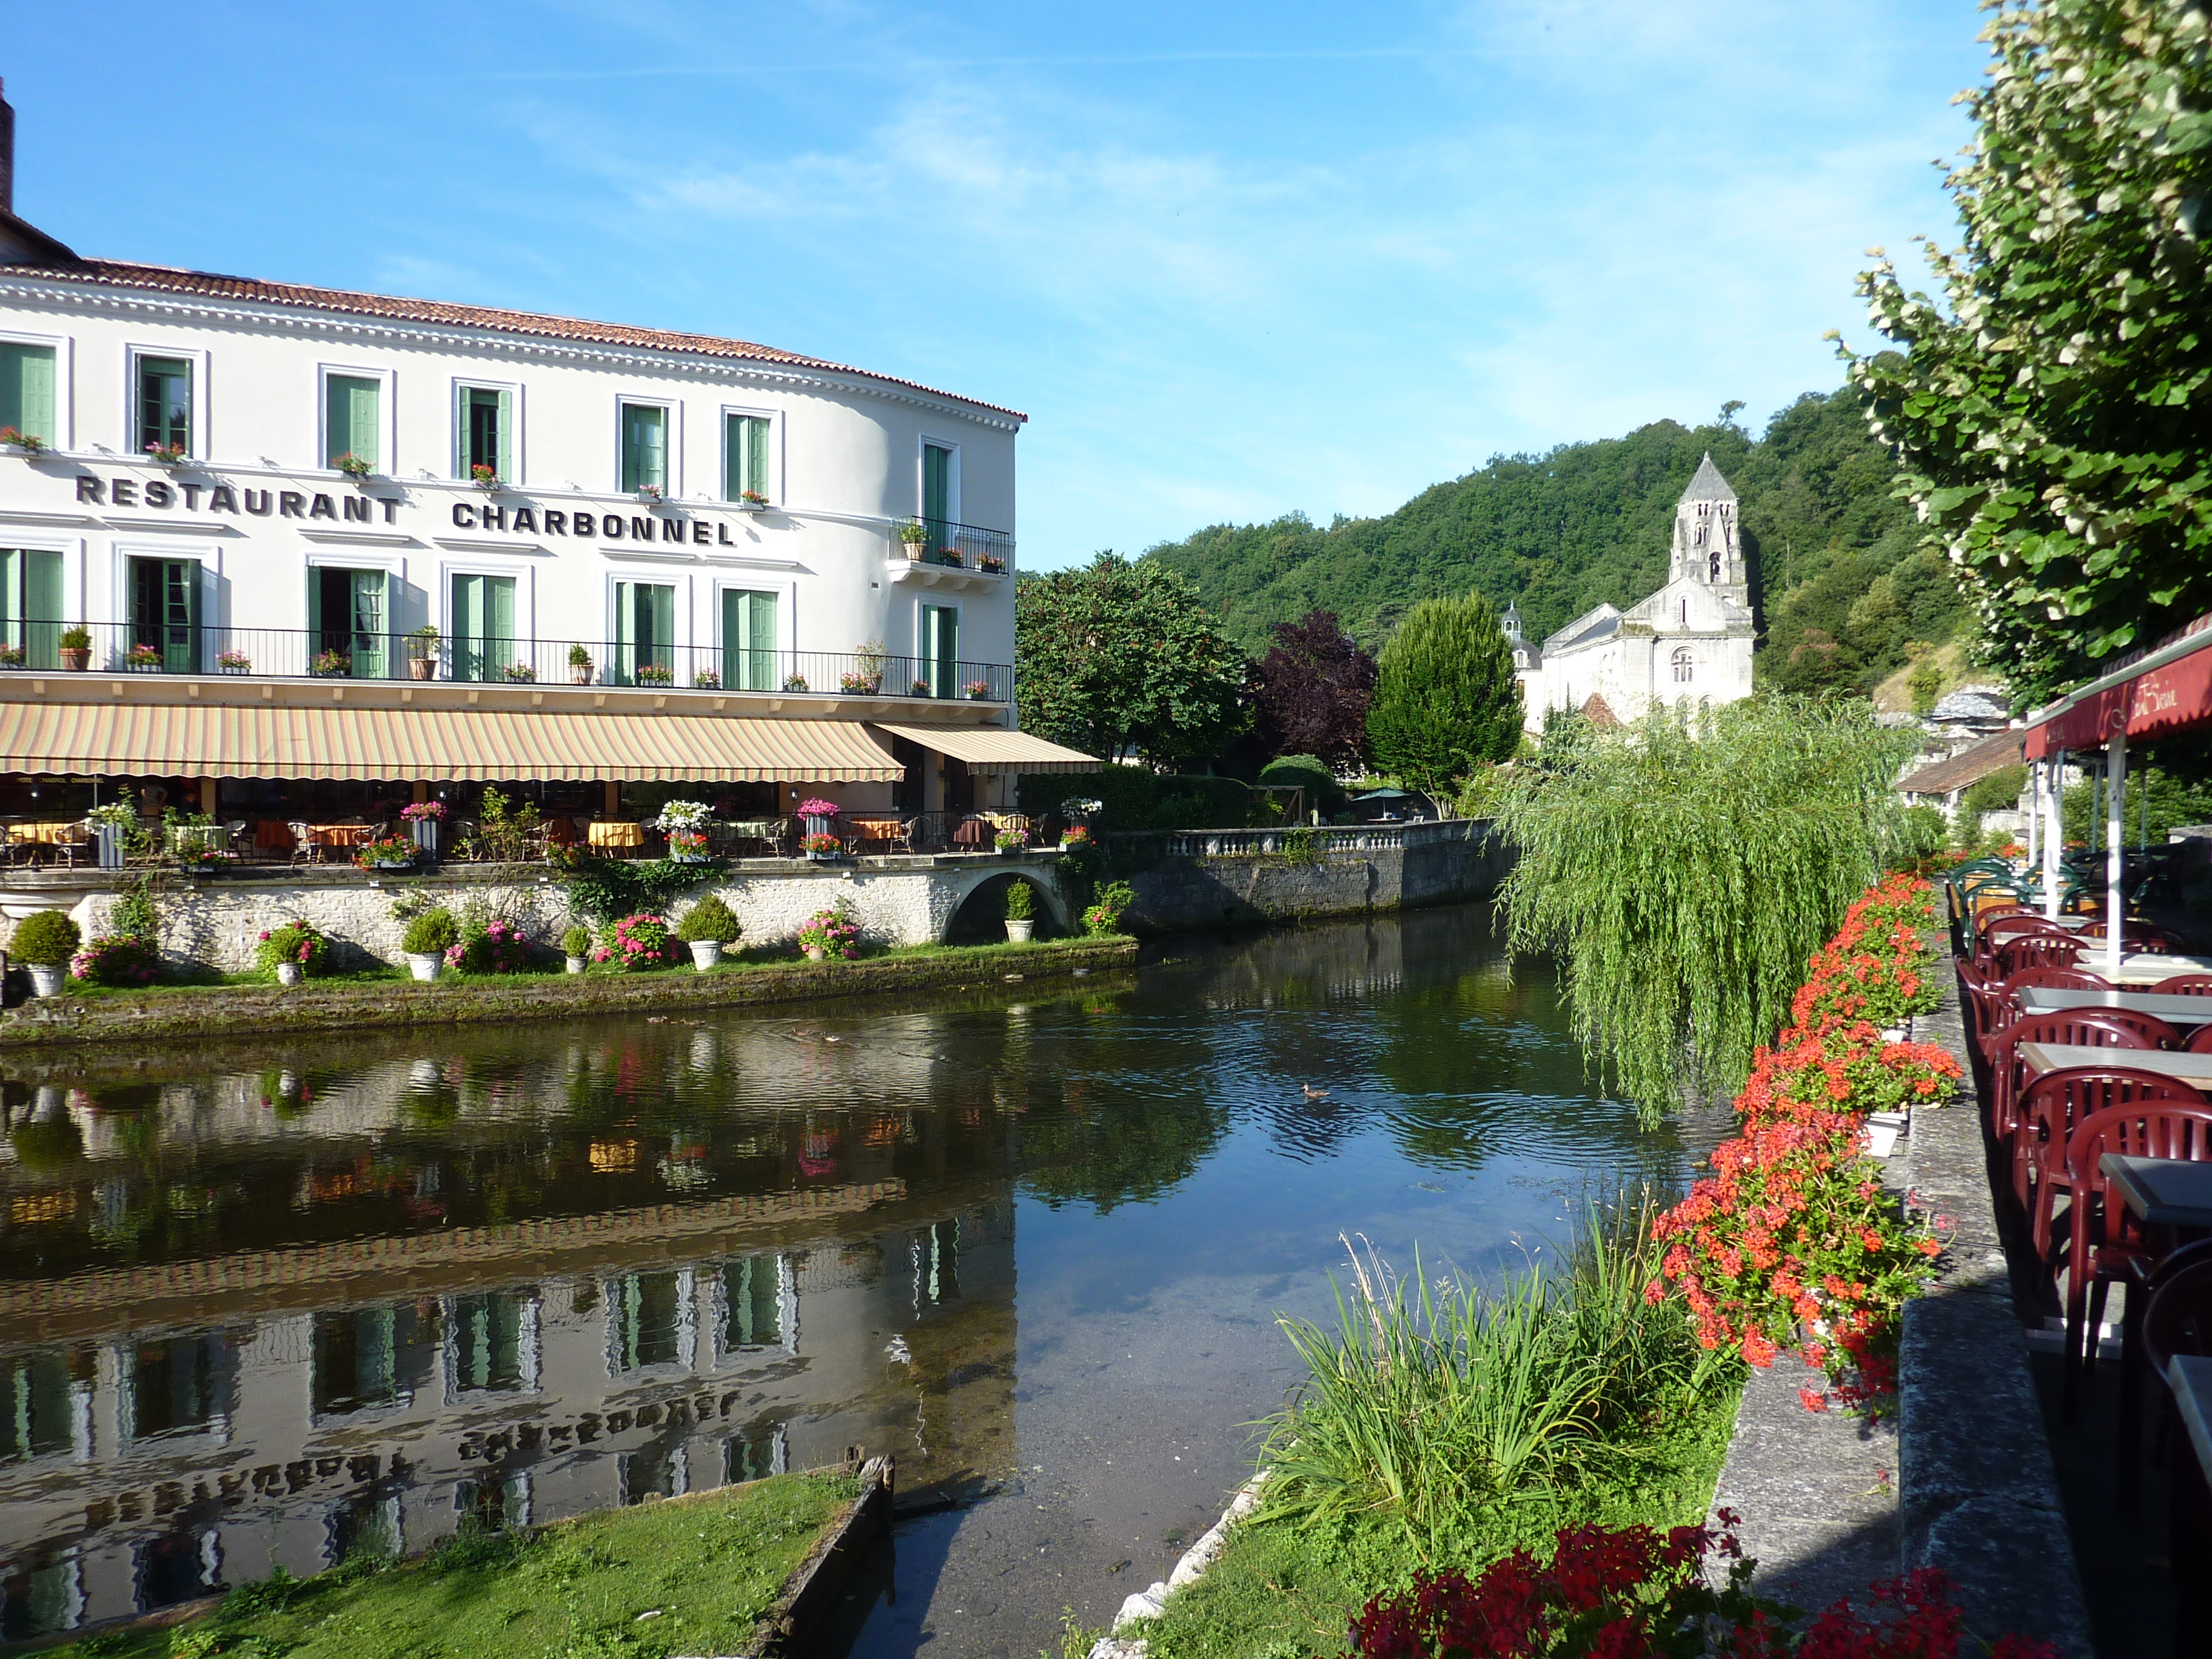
[70, 474, 757, 545]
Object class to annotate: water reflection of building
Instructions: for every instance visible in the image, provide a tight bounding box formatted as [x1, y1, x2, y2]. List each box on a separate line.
[0, 1200, 1013, 1640]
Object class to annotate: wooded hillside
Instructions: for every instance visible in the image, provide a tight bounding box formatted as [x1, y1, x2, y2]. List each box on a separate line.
[1141, 386, 1972, 695]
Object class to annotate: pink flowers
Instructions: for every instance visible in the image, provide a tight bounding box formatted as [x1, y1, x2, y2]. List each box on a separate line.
[600, 913, 675, 971]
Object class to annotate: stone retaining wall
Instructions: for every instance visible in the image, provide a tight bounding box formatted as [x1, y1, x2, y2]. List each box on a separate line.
[1123, 821, 1511, 932]
[1, 854, 1070, 971]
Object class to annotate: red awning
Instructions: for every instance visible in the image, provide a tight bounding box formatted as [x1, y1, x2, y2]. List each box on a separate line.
[2023, 614, 2212, 757]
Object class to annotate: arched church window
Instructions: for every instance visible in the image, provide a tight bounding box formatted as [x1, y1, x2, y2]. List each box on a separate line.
[1709, 552, 1721, 581]
[1671, 648, 1694, 684]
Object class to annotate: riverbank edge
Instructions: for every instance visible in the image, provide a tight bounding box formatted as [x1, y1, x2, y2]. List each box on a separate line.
[0, 937, 1138, 1049]
[1087, 1474, 1267, 1659]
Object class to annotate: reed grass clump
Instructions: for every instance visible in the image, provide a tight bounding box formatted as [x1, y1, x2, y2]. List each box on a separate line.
[1256, 1202, 1732, 1565]
[1493, 695, 1915, 1121]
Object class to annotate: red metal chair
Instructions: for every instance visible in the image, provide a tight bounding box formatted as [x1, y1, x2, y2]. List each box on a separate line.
[2154, 975, 2212, 997]
[1988, 1013, 2160, 1207]
[2120, 1238, 2212, 1507]
[2053, 1093, 2212, 1415]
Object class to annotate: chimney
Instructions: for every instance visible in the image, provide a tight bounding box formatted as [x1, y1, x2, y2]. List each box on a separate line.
[0, 78, 13, 216]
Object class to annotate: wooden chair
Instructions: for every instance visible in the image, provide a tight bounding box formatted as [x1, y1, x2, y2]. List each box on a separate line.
[2154, 975, 2212, 997]
[2054, 1093, 2212, 1415]
[2123, 1240, 2212, 1506]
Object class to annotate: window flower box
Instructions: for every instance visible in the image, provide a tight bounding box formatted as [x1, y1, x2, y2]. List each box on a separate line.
[736, 490, 770, 512]
[635, 662, 674, 686]
[312, 649, 353, 678]
[503, 661, 537, 683]
[218, 650, 252, 674]
[332, 452, 374, 480]
[964, 679, 992, 700]
[0, 645, 24, 668]
[126, 643, 163, 672]
[471, 463, 503, 491]
[0, 426, 47, 457]
[782, 672, 809, 692]
[143, 442, 189, 467]
[635, 483, 665, 504]
[355, 834, 416, 871]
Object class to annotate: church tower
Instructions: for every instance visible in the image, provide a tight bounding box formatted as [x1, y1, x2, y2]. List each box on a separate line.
[1668, 454, 1748, 609]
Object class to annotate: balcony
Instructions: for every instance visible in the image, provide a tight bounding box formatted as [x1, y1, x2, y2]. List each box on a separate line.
[1, 623, 1013, 706]
[893, 519, 1014, 588]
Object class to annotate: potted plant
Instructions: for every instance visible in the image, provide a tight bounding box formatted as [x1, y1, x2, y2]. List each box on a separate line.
[938, 548, 964, 569]
[782, 672, 809, 692]
[57, 626, 90, 672]
[256, 918, 330, 986]
[10, 911, 81, 999]
[655, 800, 714, 862]
[471, 462, 502, 491]
[355, 834, 416, 871]
[401, 799, 446, 857]
[560, 924, 592, 974]
[978, 554, 1007, 574]
[568, 643, 594, 685]
[313, 647, 352, 678]
[839, 669, 880, 694]
[217, 649, 252, 674]
[400, 908, 458, 981]
[797, 797, 840, 841]
[796, 905, 858, 962]
[1003, 879, 1034, 943]
[0, 426, 47, 456]
[332, 452, 374, 480]
[87, 802, 136, 869]
[675, 893, 740, 970]
[407, 626, 440, 681]
[898, 520, 928, 559]
[144, 441, 188, 466]
[636, 483, 664, 504]
[1060, 822, 1096, 854]
[692, 668, 720, 689]
[597, 913, 677, 971]
[994, 826, 1027, 855]
[737, 489, 769, 511]
[909, 679, 932, 697]
[0, 643, 23, 668]
[964, 679, 992, 700]
[800, 831, 842, 862]
[636, 662, 674, 686]
[503, 661, 537, 683]
[126, 643, 163, 672]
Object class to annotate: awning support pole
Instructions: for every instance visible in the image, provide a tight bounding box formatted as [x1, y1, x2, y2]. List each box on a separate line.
[2044, 751, 2065, 920]
[2026, 760, 2042, 870]
[2106, 732, 2127, 980]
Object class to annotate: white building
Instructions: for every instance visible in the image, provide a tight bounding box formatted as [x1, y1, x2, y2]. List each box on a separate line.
[1506, 454, 1757, 733]
[0, 85, 1087, 832]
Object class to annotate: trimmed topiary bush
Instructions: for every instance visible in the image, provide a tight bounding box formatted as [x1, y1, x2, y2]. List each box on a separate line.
[560, 925, 593, 958]
[674, 894, 740, 945]
[1003, 879, 1034, 920]
[10, 911, 80, 966]
[401, 908, 460, 957]
[1258, 753, 1344, 817]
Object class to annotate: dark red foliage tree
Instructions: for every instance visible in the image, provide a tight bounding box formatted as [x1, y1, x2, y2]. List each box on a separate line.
[1252, 609, 1378, 769]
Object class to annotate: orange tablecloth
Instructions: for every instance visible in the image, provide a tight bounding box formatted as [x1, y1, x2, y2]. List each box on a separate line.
[952, 817, 992, 848]
[588, 820, 645, 850]
[254, 820, 295, 850]
[307, 824, 372, 849]
[848, 817, 905, 843]
[7, 821, 81, 845]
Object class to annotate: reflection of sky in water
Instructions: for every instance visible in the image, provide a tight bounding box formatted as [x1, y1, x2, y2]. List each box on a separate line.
[0, 903, 1684, 1651]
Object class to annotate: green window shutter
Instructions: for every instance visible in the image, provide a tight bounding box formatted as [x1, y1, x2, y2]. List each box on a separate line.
[0, 549, 18, 654]
[350, 378, 381, 470]
[307, 567, 323, 642]
[723, 588, 777, 689]
[615, 580, 637, 682]
[923, 604, 958, 695]
[140, 357, 191, 453]
[747, 418, 769, 497]
[723, 415, 744, 501]
[350, 569, 387, 677]
[0, 345, 58, 446]
[495, 390, 513, 481]
[923, 444, 951, 535]
[646, 583, 674, 674]
[22, 549, 58, 668]
[622, 405, 666, 492]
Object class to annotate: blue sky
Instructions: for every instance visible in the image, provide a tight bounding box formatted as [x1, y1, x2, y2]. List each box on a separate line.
[5, 2, 1986, 569]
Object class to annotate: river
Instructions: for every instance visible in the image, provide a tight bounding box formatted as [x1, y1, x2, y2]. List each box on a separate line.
[0, 904, 1692, 1654]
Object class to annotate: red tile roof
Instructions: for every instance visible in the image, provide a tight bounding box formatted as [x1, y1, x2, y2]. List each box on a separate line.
[1895, 729, 2025, 797]
[0, 258, 1026, 421]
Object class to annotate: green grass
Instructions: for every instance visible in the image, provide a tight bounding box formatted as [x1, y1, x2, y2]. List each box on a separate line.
[1143, 1203, 1746, 1659]
[56, 1469, 864, 1659]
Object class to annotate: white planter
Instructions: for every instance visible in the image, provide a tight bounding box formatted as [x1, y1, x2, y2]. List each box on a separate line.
[565, 955, 588, 975]
[407, 953, 443, 982]
[803, 945, 828, 962]
[26, 964, 64, 999]
[1867, 1111, 1909, 1158]
[689, 939, 723, 970]
[670, 851, 711, 865]
[1879, 1023, 1910, 1043]
[275, 962, 303, 987]
[1005, 919, 1034, 943]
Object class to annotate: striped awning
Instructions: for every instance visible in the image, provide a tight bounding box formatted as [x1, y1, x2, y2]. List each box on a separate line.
[0, 701, 903, 782]
[868, 723, 1099, 774]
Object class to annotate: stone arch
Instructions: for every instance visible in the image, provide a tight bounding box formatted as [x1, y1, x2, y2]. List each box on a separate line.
[939, 866, 1071, 944]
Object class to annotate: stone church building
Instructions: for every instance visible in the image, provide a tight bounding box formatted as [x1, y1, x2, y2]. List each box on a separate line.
[1505, 454, 1756, 733]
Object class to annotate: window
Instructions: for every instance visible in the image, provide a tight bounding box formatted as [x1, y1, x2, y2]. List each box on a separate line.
[448, 1291, 532, 1393]
[620, 402, 667, 494]
[136, 356, 192, 456]
[721, 588, 777, 691]
[723, 413, 769, 501]
[128, 557, 199, 672]
[613, 580, 675, 685]
[309, 567, 390, 677]
[324, 374, 381, 471]
[1671, 647, 1694, 684]
[1, 1348, 90, 1463]
[460, 385, 514, 483]
[607, 1272, 683, 1373]
[0, 342, 58, 447]
[0, 549, 64, 669]
[450, 573, 516, 683]
[922, 442, 954, 542]
[922, 603, 959, 699]
[123, 1334, 231, 1441]
[722, 1256, 783, 1348]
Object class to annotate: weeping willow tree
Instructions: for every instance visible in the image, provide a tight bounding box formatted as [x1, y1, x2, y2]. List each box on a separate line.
[1494, 697, 1915, 1121]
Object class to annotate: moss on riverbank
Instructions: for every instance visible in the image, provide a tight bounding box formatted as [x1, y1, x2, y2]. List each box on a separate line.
[0, 936, 1136, 1048]
[47, 1467, 865, 1659]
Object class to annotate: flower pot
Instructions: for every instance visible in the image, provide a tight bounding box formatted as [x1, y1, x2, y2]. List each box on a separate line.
[689, 939, 723, 970]
[903, 544, 925, 561]
[370, 859, 412, 871]
[59, 648, 89, 671]
[670, 849, 709, 865]
[275, 962, 303, 987]
[411, 820, 440, 858]
[1866, 1111, 1909, 1159]
[808, 851, 839, 863]
[1879, 1022, 1910, 1043]
[26, 964, 64, 999]
[803, 945, 827, 962]
[407, 953, 443, 982]
[1005, 919, 1034, 943]
[409, 656, 437, 682]
[565, 954, 587, 975]
[571, 669, 592, 685]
